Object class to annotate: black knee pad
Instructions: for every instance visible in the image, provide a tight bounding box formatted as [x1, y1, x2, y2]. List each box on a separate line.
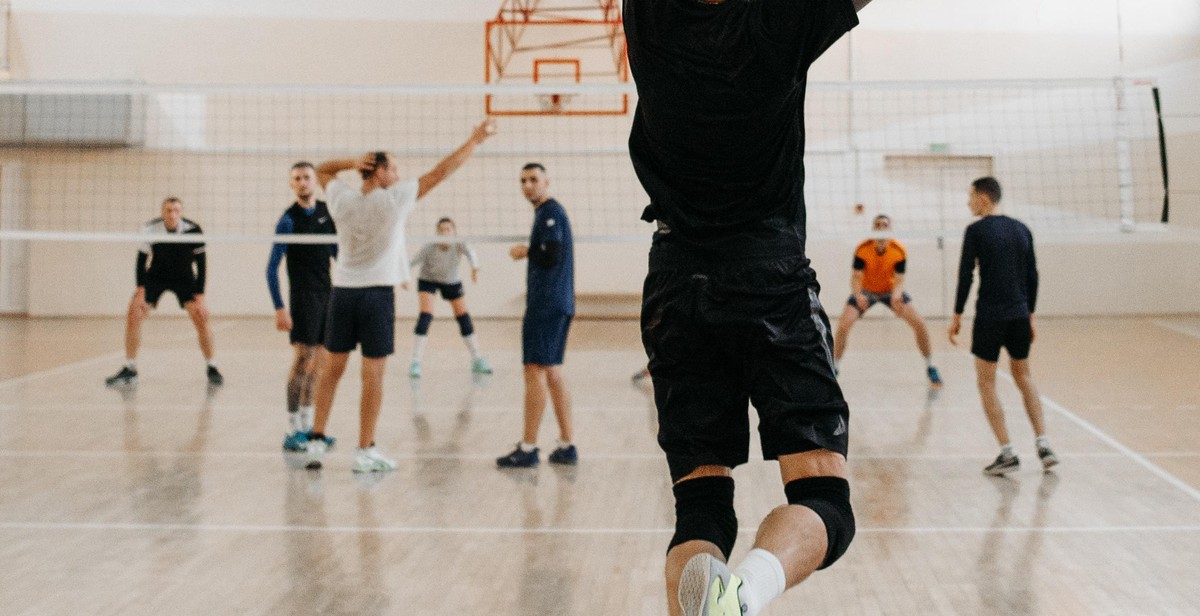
[414, 312, 433, 336]
[456, 313, 475, 337]
[668, 476, 738, 560]
[785, 476, 855, 569]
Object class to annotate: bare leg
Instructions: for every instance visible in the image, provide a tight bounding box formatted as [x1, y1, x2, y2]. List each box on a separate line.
[895, 302, 933, 359]
[752, 450, 847, 586]
[287, 344, 318, 413]
[665, 466, 733, 616]
[1009, 358, 1046, 437]
[545, 365, 573, 442]
[449, 296, 469, 317]
[124, 294, 150, 361]
[975, 357, 1009, 445]
[522, 364, 549, 443]
[358, 356, 387, 448]
[832, 305, 859, 362]
[312, 352, 349, 435]
[300, 346, 326, 408]
[185, 300, 215, 361]
[418, 291, 435, 315]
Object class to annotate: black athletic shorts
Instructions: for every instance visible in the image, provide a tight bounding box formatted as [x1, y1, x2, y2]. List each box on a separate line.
[641, 237, 850, 483]
[846, 290, 911, 313]
[417, 279, 465, 301]
[289, 287, 331, 346]
[143, 278, 197, 308]
[971, 317, 1033, 363]
[324, 286, 395, 358]
[522, 310, 573, 366]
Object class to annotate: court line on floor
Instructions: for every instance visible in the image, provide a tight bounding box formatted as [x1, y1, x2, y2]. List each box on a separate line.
[0, 521, 1197, 535]
[1152, 318, 1200, 341]
[993, 370, 1200, 504]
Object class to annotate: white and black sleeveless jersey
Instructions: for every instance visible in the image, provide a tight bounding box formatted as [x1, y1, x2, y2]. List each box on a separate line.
[136, 217, 207, 290]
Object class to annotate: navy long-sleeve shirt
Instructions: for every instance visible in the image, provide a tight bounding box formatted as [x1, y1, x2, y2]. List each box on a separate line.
[954, 215, 1039, 321]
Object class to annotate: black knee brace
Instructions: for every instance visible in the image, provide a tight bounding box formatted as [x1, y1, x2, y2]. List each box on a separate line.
[668, 476, 738, 560]
[456, 313, 474, 337]
[785, 476, 855, 569]
[414, 312, 433, 336]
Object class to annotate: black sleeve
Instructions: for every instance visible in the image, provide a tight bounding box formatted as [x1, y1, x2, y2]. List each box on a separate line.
[894, 259, 907, 275]
[852, 256, 866, 270]
[953, 227, 977, 315]
[528, 241, 561, 269]
[135, 252, 148, 287]
[194, 249, 207, 294]
[757, 0, 859, 68]
[1026, 229, 1038, 313]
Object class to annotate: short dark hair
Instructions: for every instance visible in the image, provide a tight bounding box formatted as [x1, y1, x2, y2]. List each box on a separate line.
[161, 196, 182, 206]
[873, 214, 891, 225]
[972, 177, 1002, 203]
[361, 152, 390, 180]
[291, 161, 315, 172]
[436, 217, 455, 228]
[522, 162, 546, 173]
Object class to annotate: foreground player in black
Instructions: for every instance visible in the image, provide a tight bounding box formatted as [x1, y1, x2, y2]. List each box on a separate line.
[949, 177, 1058, 476]
[105, 197, 222, 387]
[624, 1, 872, 614]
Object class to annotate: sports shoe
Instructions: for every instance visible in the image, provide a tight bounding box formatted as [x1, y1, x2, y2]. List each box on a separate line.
[207, 365, 224, 386]
[548, 444, 578, 465]
[1038, 446, 1059, 470]
[678, 553, 744, 616]
[471, 357, 494, 374]
[282, 431, 308, 452]
[352, 446, 398, 473]
[305, 438, 327, 470]
[983, 452, 1020, 476]
[408, 361, 421, 378]
[105, 366, 138, 387]
[496, 444, 539, 468]
[927, 366, 943, 387]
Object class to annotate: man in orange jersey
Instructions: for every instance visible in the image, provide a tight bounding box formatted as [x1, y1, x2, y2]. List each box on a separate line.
[833, 214, 941, 386]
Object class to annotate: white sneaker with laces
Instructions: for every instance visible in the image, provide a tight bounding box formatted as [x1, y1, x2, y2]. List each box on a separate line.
[353, 446, 398, 473]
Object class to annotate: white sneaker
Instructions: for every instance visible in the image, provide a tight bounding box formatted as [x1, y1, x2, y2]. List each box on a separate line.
[352, 446, 398, 473]
[305, 438, 327, 470]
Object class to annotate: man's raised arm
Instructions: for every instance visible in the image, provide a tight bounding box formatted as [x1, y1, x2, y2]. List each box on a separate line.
[418, 119, 497, 199]
[316, 156, 370, 191]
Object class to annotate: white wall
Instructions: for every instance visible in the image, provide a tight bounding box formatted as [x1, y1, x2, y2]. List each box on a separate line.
[4, 0, 1199, 317]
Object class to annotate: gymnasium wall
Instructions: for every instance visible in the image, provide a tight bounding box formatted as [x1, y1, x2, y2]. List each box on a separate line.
[2, 0, 1199, 318]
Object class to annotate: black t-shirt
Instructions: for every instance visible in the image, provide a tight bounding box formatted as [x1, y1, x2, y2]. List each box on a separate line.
[284, 201, 337, 292]
[624, 0, 858, 250]
[954, 215, 1039, 322]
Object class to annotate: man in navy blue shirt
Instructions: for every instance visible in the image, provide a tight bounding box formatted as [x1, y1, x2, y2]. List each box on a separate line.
[496, 163, 577, 468]
[949, 177, 1058, 477]
[625, 1, 870, 614]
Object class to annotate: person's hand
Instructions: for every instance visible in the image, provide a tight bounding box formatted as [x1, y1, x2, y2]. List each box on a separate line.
[854, 291, 868, 312]
[471, 118, 498, 145]
[471, 268, 480, 284]
[275, 308, 292, 332]
[948, 314, 962, 346]
[510, 245, 529, 260]
[1029, 314, 1036, 343]
[400, 281, 410, 291]
[357, 152, 378, 175]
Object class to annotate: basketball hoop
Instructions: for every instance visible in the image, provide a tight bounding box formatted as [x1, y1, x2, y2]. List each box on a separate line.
[536, 93, 576, 114]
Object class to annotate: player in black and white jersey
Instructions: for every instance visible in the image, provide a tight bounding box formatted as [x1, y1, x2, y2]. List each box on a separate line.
[105, 197, 223, 387]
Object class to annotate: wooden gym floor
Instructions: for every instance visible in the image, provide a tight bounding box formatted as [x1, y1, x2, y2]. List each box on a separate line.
[0, 315, 1197, 615]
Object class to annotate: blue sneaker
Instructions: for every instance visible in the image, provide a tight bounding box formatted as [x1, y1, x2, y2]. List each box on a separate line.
[282, 431, 308, 452]
[496, 444, 539, 468]
[548, 444, 578, 465]
[927, 366, 943, 387]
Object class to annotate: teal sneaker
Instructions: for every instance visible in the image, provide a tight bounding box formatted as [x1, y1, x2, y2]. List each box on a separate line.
[408, 361, 421, 378]
[471, 357, 494, 374]
[282, 431, 308, 452]
[927, 366, 943, 387]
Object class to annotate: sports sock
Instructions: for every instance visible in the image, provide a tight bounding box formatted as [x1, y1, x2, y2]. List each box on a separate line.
[462, 334, 482, 360]
[207, 360, 218, 369]
[1035, 435, 1050, 449]
[289, 411, 305, 433]
[924, 355, 933, 368]
[519, 441, 537, 453]
[555, 438, 572, 449]
[1000, 443, 1014, 458]
[412, 335, 428, 362]
[732, 548, 787, 616]
[298, 405, 315, 432]
[126, 360, 137, 371]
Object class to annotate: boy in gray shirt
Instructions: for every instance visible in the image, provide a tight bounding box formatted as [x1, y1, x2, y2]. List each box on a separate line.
[407, 217, 491, 377]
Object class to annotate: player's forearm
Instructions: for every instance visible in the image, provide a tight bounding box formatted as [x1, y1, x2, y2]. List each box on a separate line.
[316, 158, 359, 188]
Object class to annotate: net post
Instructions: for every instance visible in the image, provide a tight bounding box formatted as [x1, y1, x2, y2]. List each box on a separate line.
[1114, 77, 1136, 232]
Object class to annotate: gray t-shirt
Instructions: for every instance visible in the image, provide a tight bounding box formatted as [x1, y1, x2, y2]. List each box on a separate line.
[410, 241, 479, 285]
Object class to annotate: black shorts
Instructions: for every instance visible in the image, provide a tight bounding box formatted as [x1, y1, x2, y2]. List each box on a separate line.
[324, 286, 395, 358]
[289, 287, 331, 346]
[971, 317, 1033, 363]
[416, 279, 465, 301]
[522, 310, 573, 366]
[846, 290, 911, 314]
[143, 278, 197, 308]
[641, 239, 850, 482]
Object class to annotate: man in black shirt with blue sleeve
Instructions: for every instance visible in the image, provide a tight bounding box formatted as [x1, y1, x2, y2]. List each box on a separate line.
[625, 1, 870, 614]
[949, 177, 1058, 476]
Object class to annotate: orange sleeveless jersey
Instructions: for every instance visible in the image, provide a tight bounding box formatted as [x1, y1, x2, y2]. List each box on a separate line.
[853, 239, 907, 294]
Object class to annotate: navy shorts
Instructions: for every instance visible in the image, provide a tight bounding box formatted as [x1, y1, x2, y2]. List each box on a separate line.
[417, 279, 465, 301]
[642, 239, 850, 483]
[846, 290, 911, 314]
[522, 310, 573, 366]
[971, 317, 1033, 363]
[324, 286, 395, 358]
[289, 287, 330, 346]
[143, 278, 197, 309]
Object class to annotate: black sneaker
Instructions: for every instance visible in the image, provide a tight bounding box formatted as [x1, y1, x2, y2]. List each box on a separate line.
[207, 365, 224, 386]
[984, 453, 1020, 476]
[105, 366, 138, 387]
[1038, 446, 1059, 470]
[496, 445, 539, 468]
[548, 444, 578, 465]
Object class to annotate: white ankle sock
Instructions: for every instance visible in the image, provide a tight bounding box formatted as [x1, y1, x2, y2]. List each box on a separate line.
[924, 355, 933, 368]
[126, 360, 137, 371]
[1000, 443, 1014, 457]
[732, 548, 786, 616]
[462, 334, 482, 360]
[298, 405, 314, 432]
[207, 360, 218, 369]
[289, 412, 305, 433]
[412, 335, 428, 362]
[519, 441, 537, 453]
[1035, 435, 1050, 449]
